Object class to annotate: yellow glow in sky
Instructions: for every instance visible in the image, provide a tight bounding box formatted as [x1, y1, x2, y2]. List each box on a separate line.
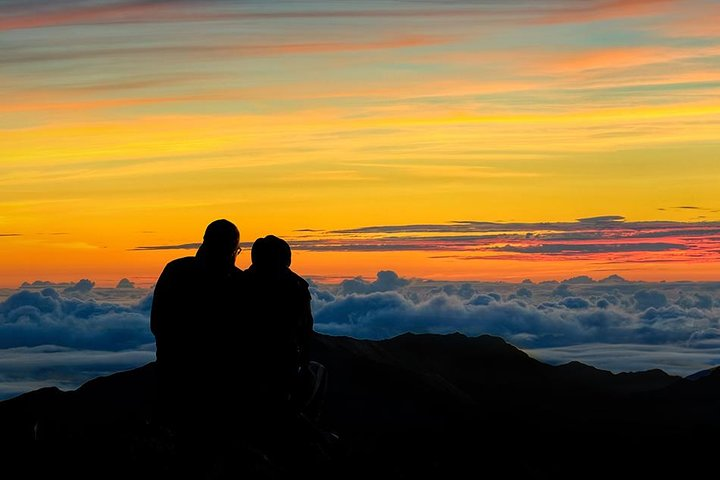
[1, 0, 719, 287]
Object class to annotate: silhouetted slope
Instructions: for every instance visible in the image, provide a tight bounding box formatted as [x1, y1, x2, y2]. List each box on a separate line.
[308, 332, 694, 479]
[1, 332, 718, 479]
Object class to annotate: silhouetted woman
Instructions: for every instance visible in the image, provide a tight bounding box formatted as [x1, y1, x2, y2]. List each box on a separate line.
[241, 235, 332, 474]
[242, 235, 314, 411]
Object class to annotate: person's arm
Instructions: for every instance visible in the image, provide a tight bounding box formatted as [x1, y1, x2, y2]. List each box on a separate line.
[297, 281, 314, 367]
[150, 264, 171, 339]
[150, 261, 184, 351]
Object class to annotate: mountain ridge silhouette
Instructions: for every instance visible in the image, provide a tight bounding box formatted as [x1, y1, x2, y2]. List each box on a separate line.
[2, 331, 719, 479]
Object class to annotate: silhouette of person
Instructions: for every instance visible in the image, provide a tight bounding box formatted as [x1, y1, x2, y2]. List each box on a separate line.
[149, 219, 242, 471]
[241, 235, 313, 404]
[241, 235, 331, 472]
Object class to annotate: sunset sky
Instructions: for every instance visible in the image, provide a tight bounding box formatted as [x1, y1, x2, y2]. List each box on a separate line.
[2, 0, 720, 287]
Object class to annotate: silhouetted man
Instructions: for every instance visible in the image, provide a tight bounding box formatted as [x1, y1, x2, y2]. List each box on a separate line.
[150, 219, 242, 471]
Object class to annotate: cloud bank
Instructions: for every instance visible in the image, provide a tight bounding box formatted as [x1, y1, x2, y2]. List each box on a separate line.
[2, 271, 720, 400]
[0, 288, 152, 350]
[309, 271, 720, 377]
[0, 287, 154, 399]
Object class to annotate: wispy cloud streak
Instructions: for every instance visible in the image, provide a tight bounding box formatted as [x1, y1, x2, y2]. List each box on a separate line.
[271, 217, 720, 262]
[131, 243, 200, 251]
[0, 0, 682, 32]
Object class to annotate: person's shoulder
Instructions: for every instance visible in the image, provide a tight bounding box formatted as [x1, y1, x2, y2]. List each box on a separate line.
[288, 269, 310, 289]
[241, 264, 258, 281]
[166, 255, 197, 267]
[161, 256, 199, 274]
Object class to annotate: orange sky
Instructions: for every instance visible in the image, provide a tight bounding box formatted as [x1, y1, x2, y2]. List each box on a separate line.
[1, 0, 719, 287]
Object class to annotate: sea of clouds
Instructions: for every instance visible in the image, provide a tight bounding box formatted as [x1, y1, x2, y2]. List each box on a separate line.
[1, 272, 719, 400]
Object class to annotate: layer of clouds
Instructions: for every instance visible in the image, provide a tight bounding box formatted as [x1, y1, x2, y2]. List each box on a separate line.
[311, 271, 720, 377]
[0, 287, 155, 400]
[0, 288, 153, 350]
[2, 271, 720, 400]
[0, 345, 155, 400]
[525, 341, 720, 378]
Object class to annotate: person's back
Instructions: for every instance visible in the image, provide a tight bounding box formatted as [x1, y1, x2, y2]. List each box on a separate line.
[149, 219, 242, 471]
[238, 235, 332, 471]
[151, 257, 240, 405]
[241, 235, 313, 409]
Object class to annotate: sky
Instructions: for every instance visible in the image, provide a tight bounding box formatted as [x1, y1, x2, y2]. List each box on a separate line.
[2, 0, 720, 288]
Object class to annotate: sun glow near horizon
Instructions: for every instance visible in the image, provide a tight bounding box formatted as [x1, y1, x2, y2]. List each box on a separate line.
[2, 0, 719, 287]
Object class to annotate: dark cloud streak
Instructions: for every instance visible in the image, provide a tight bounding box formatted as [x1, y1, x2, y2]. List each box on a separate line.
[332, 218, 720, 235]
[493, 242, 688, 254]
[576, 215, 625, 223]
[131, 243, 200, 251]
[296, 218, 720, 258]
[131, 241, 253, 251]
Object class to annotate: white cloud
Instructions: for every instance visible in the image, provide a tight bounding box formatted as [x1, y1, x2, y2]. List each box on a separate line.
[63, 278, 95, 294]
[0, 345, 155, 401]
[0, 286, 156, 400]
[116, 278, 136, 289]
[312, 271, 720, 376]
[0, 288, 153, 349]
[337, 270, 410, 295]
[2, 271, 720, 401]
[524, 342, 720, 378]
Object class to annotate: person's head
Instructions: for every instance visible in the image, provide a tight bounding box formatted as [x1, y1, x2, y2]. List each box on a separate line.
[197, 219, 240, 265]
[251, 234, 291, 269]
